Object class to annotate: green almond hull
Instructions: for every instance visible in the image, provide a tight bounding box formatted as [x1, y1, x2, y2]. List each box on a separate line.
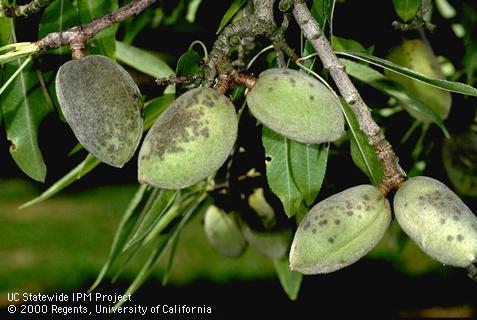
[204, 206, 247, 258]
[56, 55, 143, 168]
[442, 131, 477, 197]
[385, 39, 452, 123]
[289, 185, 391, 274]
[394, 176, 477, 267]
[138, 88, 238, 189]
[247, 68, 344, 144]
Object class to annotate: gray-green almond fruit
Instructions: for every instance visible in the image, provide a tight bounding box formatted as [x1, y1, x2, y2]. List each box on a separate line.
[385, 39, 452, 123]
[138, 88, 238, 189]
[289, 185, 391, 274]
[394, 176, 477, 267]
[204, 205, 247, 258]
[246, 68, 344, 144]
[56, 55, 143, 167]
[442, 131, 477, 197]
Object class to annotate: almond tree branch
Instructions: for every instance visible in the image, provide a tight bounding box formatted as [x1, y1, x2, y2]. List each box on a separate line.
[292, 0, 406, 194]
[35, 0, 156, 58]
[205, 0, 298, 86]
[2, 0, 53, 17]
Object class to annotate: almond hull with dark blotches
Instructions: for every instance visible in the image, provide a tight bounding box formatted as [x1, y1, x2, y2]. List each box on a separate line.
[394, 176, 477, 267]
[138, 88, 238, 189]
[290, 185, 391, 274]
[56, 55, 143, 168]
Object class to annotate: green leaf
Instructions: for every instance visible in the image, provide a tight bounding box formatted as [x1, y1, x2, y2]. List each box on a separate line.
[340, 58, 449, 137]
[143, 94, 175, 130]
[336, 51, 477, 97]
[392, 0, 421, 22]
[176, 49, 202, 77]
[124, 189, 178, 250]
[161, 193, 210, 286]
[311, 0, 334, 29]
[0, 17, 11, 46]
[340, 100, 384, 186]
[19, 153, 101, 208]
[262, 127, 304, 218]
[38, 0, 80, 55]
[77, 0, 118, 57]
[273, 255, 303, 301]
[216, 0, 245, 34]
[290, 142, 329, 206]
[1, 58, 50, 182]
[332, 36, 366, 53]
[116, 41, 174, 78]
[186, 0, 202, 23]
[113, 193, 209, 309]
[89, 184, 150, 292]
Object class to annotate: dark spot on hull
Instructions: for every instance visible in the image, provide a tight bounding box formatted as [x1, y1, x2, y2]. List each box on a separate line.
[318, 219, 328, 226]
[303, 221, 310, 230]
[335, 219, 340, 225]
[447, 235, 454, 242]
[457, 234, 464, 242]
[312, 228, 316, 234]
[363, 194, 370, 201]
[346, 211, 353, 216]
[328, 237, 334, 244]
[440, 218, 446, 225]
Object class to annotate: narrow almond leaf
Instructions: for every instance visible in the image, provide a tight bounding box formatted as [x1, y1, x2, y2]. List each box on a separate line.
[311, 0, 335, 31]
[1, 58, 50, 182]
[186, 0, 202, 23]
[162, 194, 210, 286]
[176, 49, 202, 77]
[392, 0, 421, 22]
[289, 142, 329, 206]
[273, 255, 303, 301]
[143, 94, 175, 130]
[113, 193, 209, 309]
[38, 0, 80, 55]
[216, 0, 246, 34]
[116, 41, 174, 78]
[124, 189, 178, 250]
[88, 184, 150, 292]
[0, 16, 11, 46]
[19, 153, 101, 208]
[262, 127, 304, 218]
[336, 51, 477, 97]
[77, 0, 118, 57]
[112, 235, 169, 308]
[340, 100, 384, 186]
[340, 58, 449, 137]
